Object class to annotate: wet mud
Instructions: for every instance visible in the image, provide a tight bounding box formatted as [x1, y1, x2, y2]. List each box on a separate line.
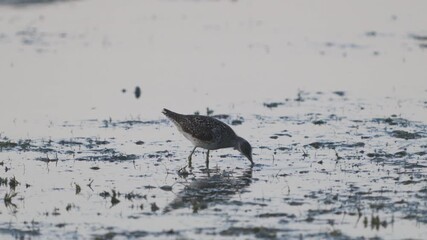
[0, 92, 426, 239]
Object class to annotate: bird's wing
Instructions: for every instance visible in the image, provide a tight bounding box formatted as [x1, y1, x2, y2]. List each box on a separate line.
[180, 116, 215, 142]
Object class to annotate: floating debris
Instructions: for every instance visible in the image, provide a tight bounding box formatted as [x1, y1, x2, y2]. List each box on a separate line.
[75, 184, 81, 194]
[124, 192, 146, 201]
[390, 130, 423, 140]
[312, 120, 327, 125]
[151, 203, 159, 212]
[333, 91, 346, 97]
[366, 31, 377, 37]
[160, 185, 173, 191]
[410, 34, 427, 41]
[134, 86, 141, 99]
[263, 102, 284, 109]
[231, 119, 243, 125]
[372, 117, 411, 127]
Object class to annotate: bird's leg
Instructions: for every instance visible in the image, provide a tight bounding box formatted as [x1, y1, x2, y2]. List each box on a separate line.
[250, 160, 254, 168]
[205, 150, 210, 169]
[188, 147, 197, 167]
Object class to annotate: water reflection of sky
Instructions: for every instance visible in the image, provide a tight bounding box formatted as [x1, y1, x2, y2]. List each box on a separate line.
[1, 0, 426, 127]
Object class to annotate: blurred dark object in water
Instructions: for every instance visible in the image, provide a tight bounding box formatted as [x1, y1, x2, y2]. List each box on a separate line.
[390, 130, 423, 140]
[366, 31, 377, 37]
[372, 117, 411, 127]
[333, 91, 346, 97]
[231, 119, 243, 125]
[410, 34, 427, 41]
[263, 102, 284, 109]
[134, 86, 141, 99]
[312, 120, 327, 125]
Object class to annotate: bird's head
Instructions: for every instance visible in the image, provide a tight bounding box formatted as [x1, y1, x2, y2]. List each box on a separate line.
[236, 137, 253, 166]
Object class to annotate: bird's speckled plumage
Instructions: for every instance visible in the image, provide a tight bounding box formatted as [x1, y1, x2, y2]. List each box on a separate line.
[162, 108, 253, 166]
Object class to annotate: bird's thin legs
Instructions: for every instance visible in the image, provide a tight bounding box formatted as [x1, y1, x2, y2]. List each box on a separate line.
[188, 147, 197, 167]
[205, 150, 210, 169]
[187, 147, 212, 169]
[247, 158, 254, 167]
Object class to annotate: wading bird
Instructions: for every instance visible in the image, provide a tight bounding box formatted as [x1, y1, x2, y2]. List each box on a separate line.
[163, 109, 253, 168]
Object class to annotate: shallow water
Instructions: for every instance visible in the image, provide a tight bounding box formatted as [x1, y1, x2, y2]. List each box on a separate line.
[1, 92, 426, 239]
[1, 0, 427, 239]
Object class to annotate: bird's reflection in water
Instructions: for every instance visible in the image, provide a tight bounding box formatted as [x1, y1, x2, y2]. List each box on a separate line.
[164, 168, 253, 213]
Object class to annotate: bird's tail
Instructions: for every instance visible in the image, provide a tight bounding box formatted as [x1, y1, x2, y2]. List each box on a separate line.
[162, 108, 180, 120]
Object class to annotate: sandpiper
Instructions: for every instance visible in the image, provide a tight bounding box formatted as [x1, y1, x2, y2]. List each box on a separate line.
[162, 109, 253, 167]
